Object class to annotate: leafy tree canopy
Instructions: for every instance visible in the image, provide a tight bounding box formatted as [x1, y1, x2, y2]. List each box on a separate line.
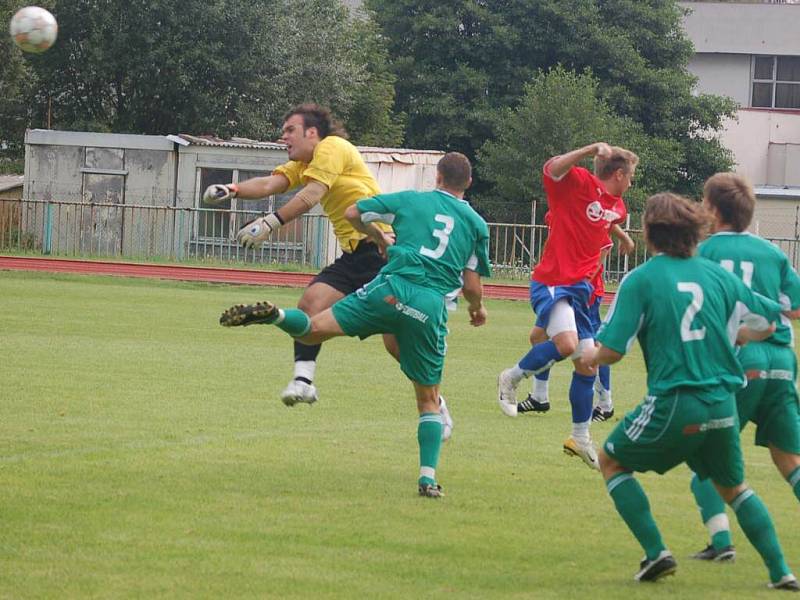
[368, 0, 736, 217]
[0, 0, 402, 158]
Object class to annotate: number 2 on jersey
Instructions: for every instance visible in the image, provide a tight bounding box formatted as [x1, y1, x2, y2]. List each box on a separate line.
[678, 282, 707, 341]
[420, 214, 455, 259]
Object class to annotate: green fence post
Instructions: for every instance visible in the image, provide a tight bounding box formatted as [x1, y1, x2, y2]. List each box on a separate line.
[43, 201, 53, 255]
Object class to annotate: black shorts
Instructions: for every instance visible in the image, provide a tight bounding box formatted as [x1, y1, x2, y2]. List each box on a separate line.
[310, 241, 386, 295]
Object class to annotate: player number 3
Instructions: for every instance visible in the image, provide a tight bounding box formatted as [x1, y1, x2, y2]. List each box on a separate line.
[420, 214, 455, 259]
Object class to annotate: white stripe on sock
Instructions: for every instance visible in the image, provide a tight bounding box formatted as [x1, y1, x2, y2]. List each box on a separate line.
[731, 488, 754, 512]
[705, 513, 730, 537]
[420, 466, 436, 480]
[789, 468, 800, 488]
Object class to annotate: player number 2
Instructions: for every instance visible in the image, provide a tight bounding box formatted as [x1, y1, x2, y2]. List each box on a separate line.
[720, 260, 754, 288]
[420, 214, 455, 259]
[677, 282, 707, 341]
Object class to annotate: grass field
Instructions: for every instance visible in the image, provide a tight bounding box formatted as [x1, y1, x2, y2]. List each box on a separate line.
[2, 271, 798, 599]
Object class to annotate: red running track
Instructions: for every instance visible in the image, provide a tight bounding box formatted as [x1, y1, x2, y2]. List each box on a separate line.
[0, 255, 615, 303]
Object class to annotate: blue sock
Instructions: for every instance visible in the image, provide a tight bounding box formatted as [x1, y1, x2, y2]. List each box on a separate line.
[536, 370, 550, 383]
[598, 364, 610, 392]
[569, 372, 594, 423]
[518, 340, 564, 375]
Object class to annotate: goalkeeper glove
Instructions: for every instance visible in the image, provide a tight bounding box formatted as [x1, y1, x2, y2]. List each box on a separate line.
[203, 183, 239, 204]
[237, 213, 283, 249]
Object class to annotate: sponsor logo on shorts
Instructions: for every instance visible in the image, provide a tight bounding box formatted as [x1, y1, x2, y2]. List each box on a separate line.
[683, 424, 703, 436]
[746, 369, 767, 381]
[382, 294, 429, 323]
[394, 302, 429, 324]
[683, 417, 736, 436]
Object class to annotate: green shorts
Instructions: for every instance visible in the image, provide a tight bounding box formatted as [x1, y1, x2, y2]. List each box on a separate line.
[603, 388, 744, 487]
[332, 274, 449, 386]
[736, 341, 800, 454]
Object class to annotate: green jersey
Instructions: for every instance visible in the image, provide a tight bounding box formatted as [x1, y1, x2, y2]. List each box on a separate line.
[356, 189, 491, 301]
[698, 232, 800, 347]
[597, 254, 781, 397]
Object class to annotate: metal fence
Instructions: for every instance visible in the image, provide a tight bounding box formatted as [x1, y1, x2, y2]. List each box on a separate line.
[2, 197, 799, 283]
[0, 197, 338, 269]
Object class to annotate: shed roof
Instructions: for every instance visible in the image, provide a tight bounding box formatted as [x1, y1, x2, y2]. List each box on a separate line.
[755, 185, 800, 200]
[0, 175, 24, 192]
[174, 133, 444, 164]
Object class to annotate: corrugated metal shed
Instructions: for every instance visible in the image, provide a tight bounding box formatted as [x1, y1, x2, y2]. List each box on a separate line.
[0, 175, 24, 193]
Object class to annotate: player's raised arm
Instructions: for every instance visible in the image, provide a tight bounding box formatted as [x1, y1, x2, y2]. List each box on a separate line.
[462, 269, 487, 327]
[545, 142, 612, 180]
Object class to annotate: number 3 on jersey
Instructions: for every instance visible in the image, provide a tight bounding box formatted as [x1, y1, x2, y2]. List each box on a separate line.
[420, 214, 455, 259]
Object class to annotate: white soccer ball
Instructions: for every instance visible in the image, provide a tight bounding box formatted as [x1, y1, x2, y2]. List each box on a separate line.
[9, 6, 58, 54]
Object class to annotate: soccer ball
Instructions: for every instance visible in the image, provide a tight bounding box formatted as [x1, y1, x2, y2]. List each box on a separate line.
[9, 6, 58, 53]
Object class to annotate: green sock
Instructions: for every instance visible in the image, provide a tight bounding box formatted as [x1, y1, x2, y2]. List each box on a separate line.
[731, 489, 790, 583]
[789, 466, 800, 502]
[690, 473, 732, 549]
[607, 473, 666, 561]
[274, 308, 311, 337]
[417, 413, 443, 486]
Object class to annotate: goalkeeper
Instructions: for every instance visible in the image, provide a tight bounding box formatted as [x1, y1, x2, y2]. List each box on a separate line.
[204, 104, 398, 409]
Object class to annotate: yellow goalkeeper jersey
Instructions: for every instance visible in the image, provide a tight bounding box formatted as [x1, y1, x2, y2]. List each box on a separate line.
[273, 136, 388, 253]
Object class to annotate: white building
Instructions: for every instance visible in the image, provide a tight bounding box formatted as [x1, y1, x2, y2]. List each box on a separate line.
[681, 1, 800, 237]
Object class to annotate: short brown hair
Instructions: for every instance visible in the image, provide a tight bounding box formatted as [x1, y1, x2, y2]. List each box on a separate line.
[437, 152, 472, 191]
[644, 193, 707, 258]
[594, 147, 639, 180]
[284, 103, 347, 139]
[703, 172, 755, 232]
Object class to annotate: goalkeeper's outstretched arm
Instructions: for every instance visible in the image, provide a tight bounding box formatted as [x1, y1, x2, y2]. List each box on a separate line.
[212, 175, 329, 250]
[203, 173, 291, 205]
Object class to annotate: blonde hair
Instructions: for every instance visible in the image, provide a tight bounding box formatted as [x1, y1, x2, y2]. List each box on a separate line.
[594, 147, 639, 180]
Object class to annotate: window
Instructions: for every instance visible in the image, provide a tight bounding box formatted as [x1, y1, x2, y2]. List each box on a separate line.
[196, 167, 270, 239]
[752, 56, 800, 109]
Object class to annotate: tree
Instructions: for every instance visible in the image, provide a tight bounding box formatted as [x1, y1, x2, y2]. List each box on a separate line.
[0, 0, 401, 154]
[0, 0, 40, 170]
[477, 68, 682, 221]
[367, 0, 736, 214]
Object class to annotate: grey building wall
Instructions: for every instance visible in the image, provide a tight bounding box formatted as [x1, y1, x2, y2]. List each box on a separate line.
[680, 2, 800, 56]
[686, 53, 751, 105]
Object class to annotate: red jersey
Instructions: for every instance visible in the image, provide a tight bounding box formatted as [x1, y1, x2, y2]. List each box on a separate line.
[590, 237, 613, 301]
[533, 159, 626, 286]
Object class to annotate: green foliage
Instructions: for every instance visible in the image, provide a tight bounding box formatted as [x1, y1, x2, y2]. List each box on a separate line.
[368, 0, 736, 218]
[0, 1, 43, 158]
[476, 68, 680, 221]
[0, 0, 401, 152]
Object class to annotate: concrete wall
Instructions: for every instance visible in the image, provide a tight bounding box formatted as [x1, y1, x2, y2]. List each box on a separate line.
[680, 2, 800, 55]
[717, 110, 800, 184]
[686, 53, 751, 105]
